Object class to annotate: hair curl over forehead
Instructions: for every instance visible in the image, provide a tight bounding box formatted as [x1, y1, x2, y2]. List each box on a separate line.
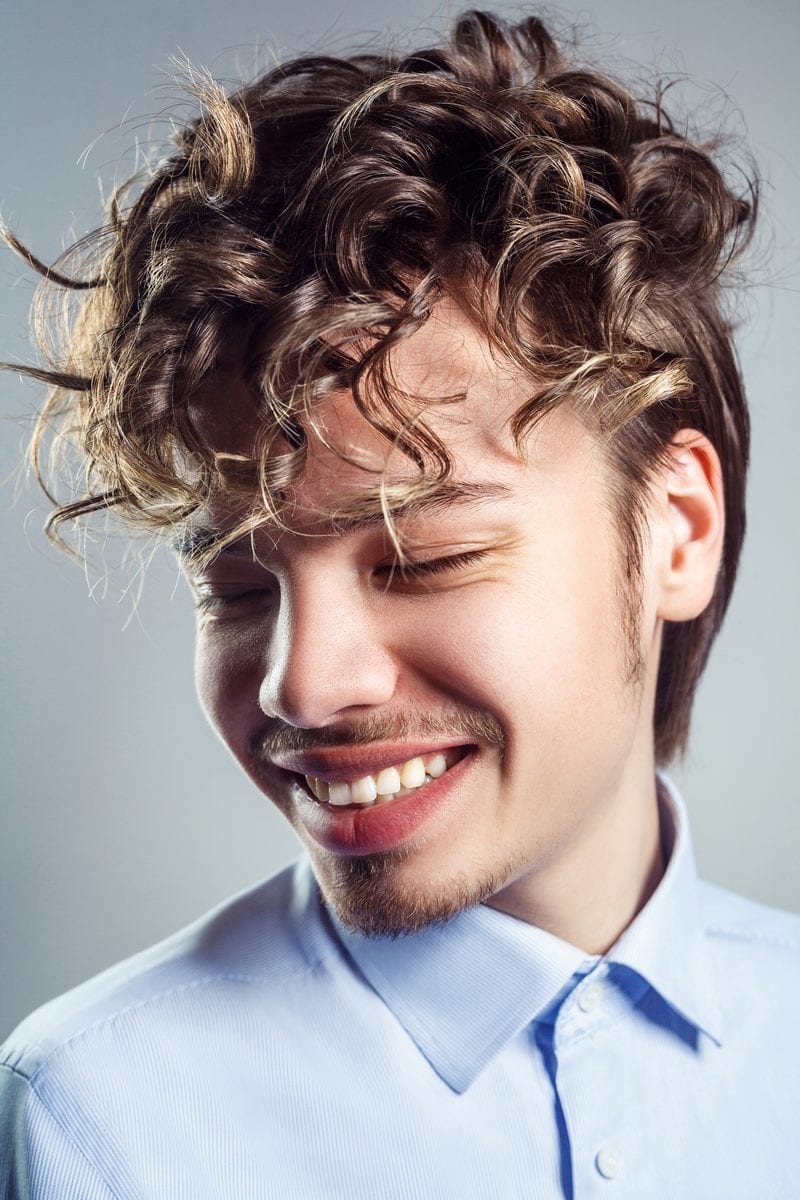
[4, 9, 756, 762]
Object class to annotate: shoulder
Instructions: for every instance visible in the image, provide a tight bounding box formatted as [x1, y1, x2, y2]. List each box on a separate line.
[0, 855, 335, 1195]
[698, 878, 800, 954]
[697, 880, 800, 1026]
[0, 854, 322, 1084]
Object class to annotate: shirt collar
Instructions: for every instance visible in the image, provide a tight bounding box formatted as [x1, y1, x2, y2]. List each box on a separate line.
[318, 772, 722, 1093]
[326, 889, 591, 1093]
[607, 773, 723, 1047]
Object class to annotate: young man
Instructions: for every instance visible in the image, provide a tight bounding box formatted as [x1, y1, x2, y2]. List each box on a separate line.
[1, 10, 797, 1197]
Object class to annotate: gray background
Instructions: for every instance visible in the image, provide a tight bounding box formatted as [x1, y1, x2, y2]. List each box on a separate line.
[1, 0, 797, 1038]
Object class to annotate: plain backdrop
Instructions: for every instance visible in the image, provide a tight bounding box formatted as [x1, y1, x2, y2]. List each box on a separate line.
[1, 0, 798, 1038]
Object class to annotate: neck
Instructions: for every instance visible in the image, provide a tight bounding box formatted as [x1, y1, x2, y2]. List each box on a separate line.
[484, 762, 667, 955]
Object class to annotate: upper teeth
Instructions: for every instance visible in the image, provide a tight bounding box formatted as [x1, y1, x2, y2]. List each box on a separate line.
[305, 751, 452, 807]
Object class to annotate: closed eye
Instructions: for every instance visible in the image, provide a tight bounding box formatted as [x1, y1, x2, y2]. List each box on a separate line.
[375, 548, 490, 585]
[192, 549, 492, 614]
[193, 587, 274, 616]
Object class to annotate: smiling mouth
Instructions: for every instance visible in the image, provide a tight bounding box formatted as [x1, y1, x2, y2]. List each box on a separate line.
[300, 746, 469, 809]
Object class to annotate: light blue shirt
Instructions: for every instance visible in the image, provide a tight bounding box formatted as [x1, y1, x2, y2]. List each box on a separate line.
[1, 775, 798, 1198]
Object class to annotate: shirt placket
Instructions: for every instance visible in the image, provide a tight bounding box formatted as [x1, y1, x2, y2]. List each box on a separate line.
[531, 962, 642, 1200]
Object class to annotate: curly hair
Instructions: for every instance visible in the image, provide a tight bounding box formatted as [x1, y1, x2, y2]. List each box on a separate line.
[2, 9, 756, 763]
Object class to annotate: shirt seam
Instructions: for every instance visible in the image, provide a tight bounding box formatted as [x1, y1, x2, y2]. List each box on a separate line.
[13, 965, 321, 1089]
[0, 1063, 121, 1200]
[704, 926, 799, 949]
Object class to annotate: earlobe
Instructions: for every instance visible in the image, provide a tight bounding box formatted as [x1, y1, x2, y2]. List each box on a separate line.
[656, 430, 725, 622]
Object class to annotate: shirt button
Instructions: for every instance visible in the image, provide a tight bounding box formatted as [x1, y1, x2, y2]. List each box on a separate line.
[577, 981, 603, 1013]
[595, 1146, 623, 1179]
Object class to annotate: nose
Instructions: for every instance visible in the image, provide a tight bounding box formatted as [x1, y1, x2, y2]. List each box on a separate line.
[257, 573, 399, 728]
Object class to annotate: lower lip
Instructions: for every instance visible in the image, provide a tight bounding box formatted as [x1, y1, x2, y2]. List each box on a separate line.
[291, 750, 476, 855]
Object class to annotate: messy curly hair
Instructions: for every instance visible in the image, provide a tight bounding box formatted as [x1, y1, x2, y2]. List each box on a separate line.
[3, 9, 756, 763]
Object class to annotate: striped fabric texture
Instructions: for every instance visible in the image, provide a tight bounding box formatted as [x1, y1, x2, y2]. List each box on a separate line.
[1, 775, 798, 1198]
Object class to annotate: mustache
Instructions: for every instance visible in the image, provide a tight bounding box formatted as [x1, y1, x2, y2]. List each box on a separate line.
[252, 706, 505, 760]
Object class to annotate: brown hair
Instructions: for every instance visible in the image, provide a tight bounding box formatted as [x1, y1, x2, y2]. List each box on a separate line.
[2, 9, 756, 763]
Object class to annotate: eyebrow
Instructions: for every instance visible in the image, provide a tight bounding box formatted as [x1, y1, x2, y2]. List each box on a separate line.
[173, 480, 512, 563]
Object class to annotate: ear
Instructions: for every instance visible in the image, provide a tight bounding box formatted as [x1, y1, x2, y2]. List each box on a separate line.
[654, 429, 725, 622]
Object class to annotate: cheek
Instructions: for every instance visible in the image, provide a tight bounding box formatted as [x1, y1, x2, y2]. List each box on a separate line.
[405, 534, 632, 747]
[194, 628, 262, 743]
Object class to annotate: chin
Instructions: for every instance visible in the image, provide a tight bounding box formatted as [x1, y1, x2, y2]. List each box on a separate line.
[309, 847, 509, 939]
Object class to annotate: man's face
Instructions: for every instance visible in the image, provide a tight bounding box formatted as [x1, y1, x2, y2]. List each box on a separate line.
[182, 296, 664, 938]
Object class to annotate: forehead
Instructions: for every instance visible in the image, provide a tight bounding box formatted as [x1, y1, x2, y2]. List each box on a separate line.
[184, 293, 596, 540]
[192, 294, 524, 448]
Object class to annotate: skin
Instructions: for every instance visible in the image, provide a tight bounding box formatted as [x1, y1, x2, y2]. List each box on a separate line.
[181, 295, 725, 953]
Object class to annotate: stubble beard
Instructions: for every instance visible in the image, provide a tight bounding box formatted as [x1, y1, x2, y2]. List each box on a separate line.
[308, 839, 517, 939]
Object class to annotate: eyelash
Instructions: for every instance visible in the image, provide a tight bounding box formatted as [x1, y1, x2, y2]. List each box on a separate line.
[193, 548, 489, 614]
[376, 548, 489, 582]
[193, 589, 268, 615]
